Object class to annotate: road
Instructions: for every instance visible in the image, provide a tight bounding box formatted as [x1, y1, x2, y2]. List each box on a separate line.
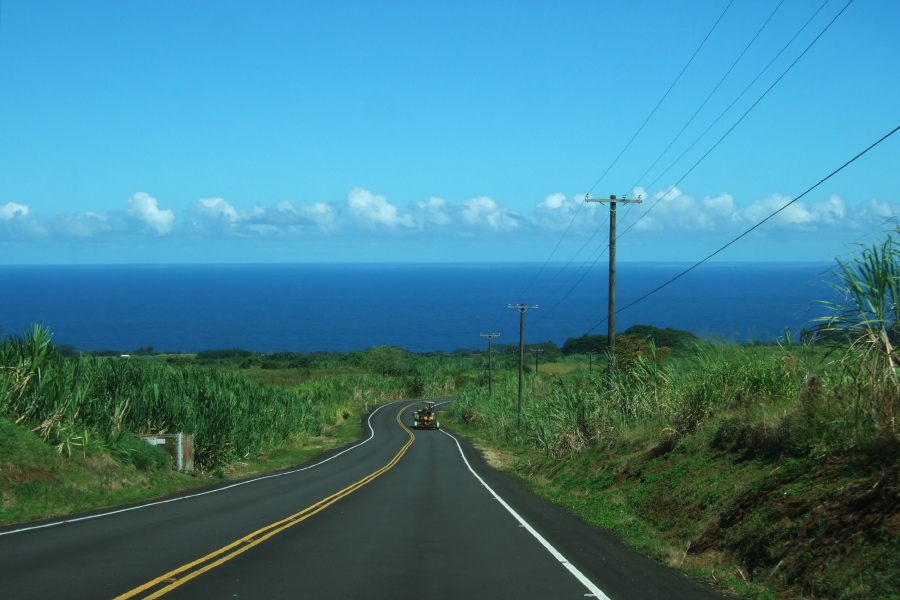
[0, 399, 728, 599]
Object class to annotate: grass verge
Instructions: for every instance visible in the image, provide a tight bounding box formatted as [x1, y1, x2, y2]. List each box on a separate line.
[446, 419, 900, 600]
[0, 408, 365, 527]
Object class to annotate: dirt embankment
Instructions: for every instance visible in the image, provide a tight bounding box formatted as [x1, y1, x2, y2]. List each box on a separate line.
[487, 434, 900, 599]
[692, 457, 900, 598]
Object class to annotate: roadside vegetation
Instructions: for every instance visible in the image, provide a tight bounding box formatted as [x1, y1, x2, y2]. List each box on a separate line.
[0, 335, 461, 525]
[448, 227, 900, 599]
[2, 227, 897, 598]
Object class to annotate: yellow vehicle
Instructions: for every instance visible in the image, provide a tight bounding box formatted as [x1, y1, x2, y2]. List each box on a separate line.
[412, 401, 439, 430]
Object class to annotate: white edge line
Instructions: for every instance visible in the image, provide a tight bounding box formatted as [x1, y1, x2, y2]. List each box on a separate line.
[1, 402, 399, 538]
[441, 429, 611, 600]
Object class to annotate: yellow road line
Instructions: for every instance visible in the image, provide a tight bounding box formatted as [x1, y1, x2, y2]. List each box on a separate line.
[114, 404, 416, 600]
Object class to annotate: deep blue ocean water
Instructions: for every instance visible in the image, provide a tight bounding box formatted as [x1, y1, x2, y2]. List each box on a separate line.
[0, 263, 836, 353]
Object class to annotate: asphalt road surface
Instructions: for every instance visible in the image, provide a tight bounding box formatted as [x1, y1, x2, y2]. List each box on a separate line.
[0, 399, 729, 599]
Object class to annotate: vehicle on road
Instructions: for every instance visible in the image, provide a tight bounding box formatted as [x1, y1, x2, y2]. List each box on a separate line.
[412, 401, 439, 430]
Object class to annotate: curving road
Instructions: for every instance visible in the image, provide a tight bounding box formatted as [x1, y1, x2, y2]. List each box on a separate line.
[0, 399, 727, 599]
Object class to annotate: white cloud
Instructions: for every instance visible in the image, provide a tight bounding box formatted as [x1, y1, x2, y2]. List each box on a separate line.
[823, 195, 845, 221]
[126, 192, 174, 235]
[189, 197, 323, 236]
[188, 197, 245, 235]
[0, 202, 28, 220]
[194, 197, 240, 222]
[3, 187, 896, 255]
[743, 193, 800, 224]
[300, 202, 339, 233]
[274, 201, 296, 214]
[704, 193, 737, 217]
[345, 187, 414, 231]
[867, 198, 898, 221]
[654, 186, 682, 202]
[51, 212, 121, 238]
[246, 201, 308, 228]
[530, 193, 600, 233]
[540, 193, 566, 210]
[412, 197, 451, 227]
[626, 187, 706, 233]
[742, 193, 847, 230]
[457, 196, 521, 231]
[619, 187, 852, 237]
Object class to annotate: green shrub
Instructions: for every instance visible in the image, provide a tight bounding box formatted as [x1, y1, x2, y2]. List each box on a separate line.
[106, 433, 173, 470]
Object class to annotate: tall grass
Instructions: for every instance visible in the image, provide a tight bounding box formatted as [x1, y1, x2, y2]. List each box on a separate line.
[1, 326, 339, 470]
[1, 326, 461, 471]
[447, 340, 895, 459]
[813, 226, 900, 446]
[448, 345, 801, 455]
[451, 228, 900, 461]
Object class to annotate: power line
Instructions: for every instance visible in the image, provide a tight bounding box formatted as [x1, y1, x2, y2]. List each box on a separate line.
[583, 122, 900, 336]
[534, 242, 607, 322]
[626, 0, 789, 196]
[520, 199, 591, 294]
[618, 0, 841, 239]
[494, 0, 850, 340]
[586, 0, 736, 197]
[508, 203, 611, 331]
[520, 1, 793, 323]
[530, 212, 608, 297]
[513, 0, 736, 309]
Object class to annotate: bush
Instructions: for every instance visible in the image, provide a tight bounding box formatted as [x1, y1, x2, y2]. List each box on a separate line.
[107, 434, 173, 470]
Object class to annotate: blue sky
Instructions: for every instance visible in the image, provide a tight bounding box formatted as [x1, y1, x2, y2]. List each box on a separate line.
[0, 0, 897, 264]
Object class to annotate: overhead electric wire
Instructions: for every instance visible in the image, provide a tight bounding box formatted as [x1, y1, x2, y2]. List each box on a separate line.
[583, 122, 900, 335]
[509, 0, 738, 321]
[616, 0, 847, 243]
[529, 209, 611, 297]
[535, 245, 609, 324]
[520, 199, 592, 293]
[626, 0, 789, 198]
[585, 0, 736, 198]
[613, 0, 832, 240]
[491, 0, 848, 339]
[531, 0, 786, 324]
[525, 201, 614, 301]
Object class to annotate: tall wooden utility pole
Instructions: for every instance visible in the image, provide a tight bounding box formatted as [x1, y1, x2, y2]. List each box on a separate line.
[509, 304, 537, 430]
[584, 194, 642, 363]
[480, 333, 500, 397]
[531, 348, 543, 372]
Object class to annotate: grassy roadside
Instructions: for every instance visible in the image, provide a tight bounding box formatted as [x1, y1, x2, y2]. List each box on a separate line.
[0, 409, 365, 528]
[217, 409, 365, 479]
[446, 419, 900, 599]
[1, 333, 454, 529]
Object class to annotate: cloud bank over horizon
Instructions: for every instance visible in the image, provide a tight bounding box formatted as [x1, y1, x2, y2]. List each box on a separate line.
[2, 186, 894, 247]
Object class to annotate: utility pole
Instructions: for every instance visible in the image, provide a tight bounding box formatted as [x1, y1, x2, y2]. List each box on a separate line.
[531, 348, 543, 373]
[509, 304, 537, 431]
[587, 350, 595, 375]
[480, 333, 500, 397]
[584, 193, 642, 363]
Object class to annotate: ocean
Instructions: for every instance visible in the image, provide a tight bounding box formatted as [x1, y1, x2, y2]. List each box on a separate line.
[0, 263, 836, 354]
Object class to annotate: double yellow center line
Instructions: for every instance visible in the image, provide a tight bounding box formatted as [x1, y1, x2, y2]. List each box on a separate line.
[115, 404, 415, 600]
